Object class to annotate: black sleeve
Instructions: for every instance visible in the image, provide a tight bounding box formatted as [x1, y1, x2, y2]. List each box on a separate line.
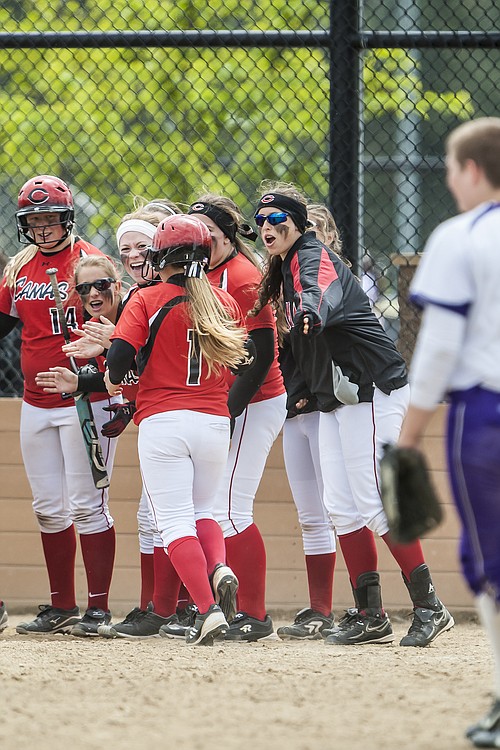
[278, 334, 317, 416]
[227, 327, 274, 419]
[106, 339, 137, 385]
[291, 237, 345, 333]
[0, 312, 19, 340]
[77, 368, 107, 393]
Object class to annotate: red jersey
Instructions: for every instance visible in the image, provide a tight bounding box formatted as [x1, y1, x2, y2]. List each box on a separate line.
[0, 239, 105, 408]
[111, 277, 246, 424]
[207, 251, 285, 403]
[91, 318, 139, 403]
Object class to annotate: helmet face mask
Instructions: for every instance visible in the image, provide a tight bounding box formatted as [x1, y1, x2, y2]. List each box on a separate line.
[16, 175, 74, 246]
[147, 215, 212, 274]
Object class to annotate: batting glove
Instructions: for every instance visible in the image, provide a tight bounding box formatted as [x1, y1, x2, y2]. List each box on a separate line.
[101, 401, 137, 438]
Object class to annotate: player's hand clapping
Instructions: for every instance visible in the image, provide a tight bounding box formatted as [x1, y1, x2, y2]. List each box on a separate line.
[35, 366, 79, 394]
[104, 367, 122, 397]
[81, 316, 115, 350]
[62, 333, 104, 360]
[62, 316, 116, 359]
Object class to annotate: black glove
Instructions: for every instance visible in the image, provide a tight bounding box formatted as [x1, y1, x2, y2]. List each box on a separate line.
[380, 444, 443, 544]
[101, 401, 137, 439]
[292, 309, 322, 336]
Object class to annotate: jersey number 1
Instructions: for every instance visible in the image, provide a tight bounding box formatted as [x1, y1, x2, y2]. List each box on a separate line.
[187, 329, 202, 385]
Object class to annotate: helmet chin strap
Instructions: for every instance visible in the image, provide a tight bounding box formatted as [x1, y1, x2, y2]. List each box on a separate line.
[35, 231, 73, 252]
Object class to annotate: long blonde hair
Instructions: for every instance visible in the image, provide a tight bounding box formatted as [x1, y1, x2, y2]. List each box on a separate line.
[183, 272, 247, 377]
[4, 235, 75, 289]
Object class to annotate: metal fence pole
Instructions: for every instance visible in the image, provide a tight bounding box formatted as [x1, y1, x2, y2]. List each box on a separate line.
[329, 0, 360, 270]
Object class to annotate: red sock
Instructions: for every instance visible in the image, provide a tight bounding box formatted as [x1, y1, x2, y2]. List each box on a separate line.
[305, 552, 336, 616]
[140, 552, 155, 610]
[196, 518, 226, 576]
[338, 527, 378, 588]
[80, 527, 116, 611]
[41, 526, 77, 610]
[167, 537, 214, 614]
[381, 533, 425, 580]
[225, 523, 266, 621]
[152, 546, 181, 617]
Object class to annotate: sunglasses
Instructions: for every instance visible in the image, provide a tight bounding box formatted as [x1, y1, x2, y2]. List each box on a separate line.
[254, 211, 289, 228]
[75, 278, 115, 296]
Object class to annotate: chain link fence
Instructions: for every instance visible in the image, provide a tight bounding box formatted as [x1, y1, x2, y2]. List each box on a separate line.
[0, 0, 499, 394]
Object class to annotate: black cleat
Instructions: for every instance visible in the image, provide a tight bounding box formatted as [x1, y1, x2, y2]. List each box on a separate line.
[277, 607, 334, 640]
[72, 606, 111, 637]
[159, 615, 186, 639]
[224, 611, 277, 642]
[97, 603, 169, 639]
[177, 603, 198, 627]
[466, 699, 500, 746]
[322, 607, 358, 639]
[185, 604, 228, 646]
[16, 604, 81, 635]
[324, 609, 394, 645]
[160, 603, 199, 639]
[400, 604, 454, 647]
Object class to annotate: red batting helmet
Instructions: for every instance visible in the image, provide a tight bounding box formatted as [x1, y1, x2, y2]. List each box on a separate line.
[16, 175, 75, 244]
[147, 215, 211, 273]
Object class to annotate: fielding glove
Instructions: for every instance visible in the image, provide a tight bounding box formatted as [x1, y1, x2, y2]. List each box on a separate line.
[380, 443, 443, 544]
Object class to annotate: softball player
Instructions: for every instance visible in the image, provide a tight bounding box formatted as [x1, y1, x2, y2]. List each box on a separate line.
[254, 181, 452, 647]
[0, 175, 117, 636]
[35, 255, 125, 398]
[399, 118, 500, 745]
[183, 194, 286, 642]
[106, 201, 195, 639]
[104, 214, 247, 645]
[277, 204, 352, 640]
[66, 202, 194, 639]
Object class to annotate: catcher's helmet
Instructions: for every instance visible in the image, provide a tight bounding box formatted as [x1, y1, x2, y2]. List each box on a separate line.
[147, 215, 211, 273]
[16, 175, 74, 244]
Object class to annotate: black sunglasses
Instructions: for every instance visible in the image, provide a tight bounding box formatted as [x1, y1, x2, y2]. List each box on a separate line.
[75, 277, 115, 296]
[254, 211, 289, 228]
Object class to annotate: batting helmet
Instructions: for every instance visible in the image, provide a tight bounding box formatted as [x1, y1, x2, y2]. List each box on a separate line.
[16, 175, 74, 244]
[147, 215, 211, 273]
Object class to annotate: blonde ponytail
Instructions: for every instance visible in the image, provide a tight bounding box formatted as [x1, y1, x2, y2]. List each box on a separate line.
[185, 274, 247, 376]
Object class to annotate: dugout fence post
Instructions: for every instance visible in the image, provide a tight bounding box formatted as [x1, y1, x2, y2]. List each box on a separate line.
[329, 0, 360, 273]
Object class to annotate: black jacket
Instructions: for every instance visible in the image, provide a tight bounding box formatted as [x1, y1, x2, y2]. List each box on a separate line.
[281, 232, 407, 412]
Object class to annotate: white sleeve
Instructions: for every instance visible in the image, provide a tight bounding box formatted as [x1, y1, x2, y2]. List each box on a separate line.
[410, 219, 474, 310]
[409, 304, 466, 409]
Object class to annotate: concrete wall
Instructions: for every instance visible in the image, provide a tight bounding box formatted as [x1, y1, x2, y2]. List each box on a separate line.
[0, 398, 473, 614]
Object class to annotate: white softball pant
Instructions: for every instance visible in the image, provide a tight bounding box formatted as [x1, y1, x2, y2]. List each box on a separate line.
[137, 482, 162, 553]
[20, 399, 117, 534]
[213, 393, 287, 537]
[318, 384, 410, 537]
[282, 411, 336, 555]
[138, 410, 230, 549]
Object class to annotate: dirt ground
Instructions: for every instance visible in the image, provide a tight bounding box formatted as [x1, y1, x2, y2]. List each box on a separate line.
[0, 611, 491, 750]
